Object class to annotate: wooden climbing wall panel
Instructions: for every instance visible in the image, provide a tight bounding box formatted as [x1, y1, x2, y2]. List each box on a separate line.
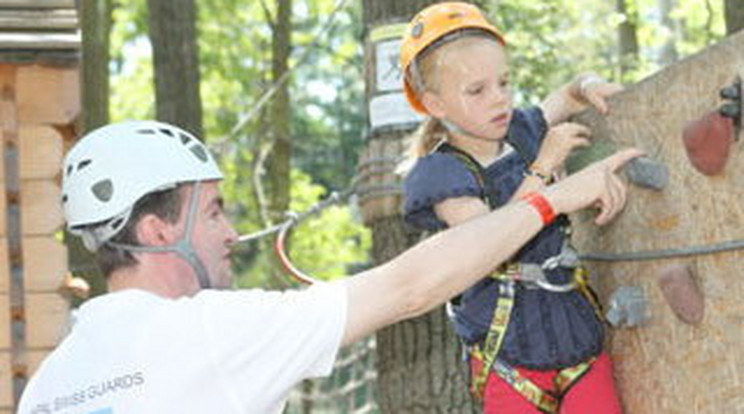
[571, 30, 744, 413]
[0, 62, 77, 412]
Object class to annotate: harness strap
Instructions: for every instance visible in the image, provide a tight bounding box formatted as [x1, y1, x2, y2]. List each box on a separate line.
[490, 358, 595, 414]
[437, 142, 497, 208]
[574, 266, 606, 322]
[470, 268, 516, 398]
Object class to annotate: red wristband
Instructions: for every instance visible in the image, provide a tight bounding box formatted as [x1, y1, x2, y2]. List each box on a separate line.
[521, 192, 556, 225]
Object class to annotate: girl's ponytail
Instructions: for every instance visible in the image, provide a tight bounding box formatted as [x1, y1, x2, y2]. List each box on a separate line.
[412, 117, 447, 157]
[396, 117, 447, 176]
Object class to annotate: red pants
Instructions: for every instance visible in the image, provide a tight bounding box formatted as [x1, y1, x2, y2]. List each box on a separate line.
[471, 352, 622, 414]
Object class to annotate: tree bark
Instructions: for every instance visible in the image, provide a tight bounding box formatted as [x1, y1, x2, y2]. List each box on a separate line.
[361, 1, 479, 412]
[725, 0, 744, 35]
[80, 0, 111, 131]
[266, 0, 292, 224]
[616, 0, 640, 79]
[147, 0, 203, 138]
[72, 0, 113, 298]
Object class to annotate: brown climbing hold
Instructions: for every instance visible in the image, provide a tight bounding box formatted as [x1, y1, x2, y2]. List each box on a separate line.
[682, 110, 734, 175]
[657, 264, 704, 325]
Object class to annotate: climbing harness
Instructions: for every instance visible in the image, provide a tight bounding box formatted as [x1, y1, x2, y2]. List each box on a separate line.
[468, 249, 601, 403]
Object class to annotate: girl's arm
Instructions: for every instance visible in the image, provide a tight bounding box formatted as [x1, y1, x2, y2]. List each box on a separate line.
[434, 196, 490, 227]
[510, 122, 593, 201]
[540, 73, 623, 126]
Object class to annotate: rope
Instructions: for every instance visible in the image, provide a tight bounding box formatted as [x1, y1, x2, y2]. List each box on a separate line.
[581, 238, 744, 262]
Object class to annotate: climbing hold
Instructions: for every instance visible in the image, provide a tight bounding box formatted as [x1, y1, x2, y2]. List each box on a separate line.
[719, 77, 742, 134]
[657, 264, 704, 325]
[606, 285, 649, 328]
[682, 110, 734, 175]
[625, 156, 669, 191]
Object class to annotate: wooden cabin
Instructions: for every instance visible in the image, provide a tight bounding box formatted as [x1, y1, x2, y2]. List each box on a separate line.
[0, 1, 79, 411]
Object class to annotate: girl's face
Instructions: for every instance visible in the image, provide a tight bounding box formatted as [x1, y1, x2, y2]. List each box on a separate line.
[422, 37, 513, 141]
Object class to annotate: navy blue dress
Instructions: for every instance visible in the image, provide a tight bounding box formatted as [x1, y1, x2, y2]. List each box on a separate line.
[404, 107, 603, 370]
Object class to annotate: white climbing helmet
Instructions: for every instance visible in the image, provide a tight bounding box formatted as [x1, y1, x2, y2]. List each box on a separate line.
[62, 120, 223, 250]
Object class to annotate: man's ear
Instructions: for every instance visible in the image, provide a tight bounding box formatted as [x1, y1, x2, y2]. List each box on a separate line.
[136, 214, 179, 246]
[421, 91, 446, 118]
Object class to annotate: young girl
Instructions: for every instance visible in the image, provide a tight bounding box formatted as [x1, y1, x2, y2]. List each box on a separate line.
[400, 3, 624, 413]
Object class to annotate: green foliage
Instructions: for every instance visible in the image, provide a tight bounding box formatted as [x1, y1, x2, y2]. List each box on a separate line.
[109, 0, 370, 289]
[482, 0, 727, 102]
[483, 0, 619, 103]
[109, 0, 154, 122]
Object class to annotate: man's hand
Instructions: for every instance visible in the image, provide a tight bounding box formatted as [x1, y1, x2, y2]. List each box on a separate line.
[545, 148, 644, 225]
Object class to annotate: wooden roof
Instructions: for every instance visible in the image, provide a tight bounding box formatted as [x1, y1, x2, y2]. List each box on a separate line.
[0, 0, 80, 63]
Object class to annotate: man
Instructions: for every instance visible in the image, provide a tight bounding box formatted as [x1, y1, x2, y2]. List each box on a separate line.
[18, 120, 640, 413]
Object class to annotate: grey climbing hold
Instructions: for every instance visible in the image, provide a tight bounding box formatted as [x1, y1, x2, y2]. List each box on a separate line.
[625, 156, 669, 191]
[606, 285, 649, 328]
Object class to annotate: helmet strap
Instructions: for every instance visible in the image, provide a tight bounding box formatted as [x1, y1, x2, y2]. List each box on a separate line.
[441, 118, 501, 142]
[107, 181, 213, 290]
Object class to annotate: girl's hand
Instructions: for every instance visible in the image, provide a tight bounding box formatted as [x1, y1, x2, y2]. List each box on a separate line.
[532, 122, 592, 177]
[569, 73, 624, 115]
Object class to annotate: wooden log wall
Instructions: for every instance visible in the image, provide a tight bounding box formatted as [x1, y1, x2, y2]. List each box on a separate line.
[0, 63, 78, 412]
[571, 30, 744, 413]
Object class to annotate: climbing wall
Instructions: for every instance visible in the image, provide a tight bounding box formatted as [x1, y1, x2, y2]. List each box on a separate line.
[570, 30, 744, 413]
[0, 63, 77, 412]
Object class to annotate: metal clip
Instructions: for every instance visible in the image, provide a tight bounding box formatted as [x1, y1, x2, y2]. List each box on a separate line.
[541, 243, 581, 270]
[521, 264, 577, 293]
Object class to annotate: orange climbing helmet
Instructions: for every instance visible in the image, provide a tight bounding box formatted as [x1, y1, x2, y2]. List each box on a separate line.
[400, 2, 506, 114]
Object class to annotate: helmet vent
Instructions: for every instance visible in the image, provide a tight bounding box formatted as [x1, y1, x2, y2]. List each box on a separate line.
[77, 159, 92, 171]
[137, 128, 156, 135]
[66, 164, 73, 176]
[189, 145, 208, 162]
[179, 132, 192, 145]
[110, 217, 125, 230]
[61, 194, 68, 203]
[159, 128, 174, 137]
[91, 179, 114, 202]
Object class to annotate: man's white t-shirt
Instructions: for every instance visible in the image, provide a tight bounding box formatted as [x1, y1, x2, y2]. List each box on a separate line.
[17, 282, 348, 414]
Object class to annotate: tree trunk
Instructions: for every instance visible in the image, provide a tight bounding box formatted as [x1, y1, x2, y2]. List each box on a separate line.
[71, 0, 113, 298]
[361, 1, 479, 412]
[616, 0, 640, 79]
[266, 0, 292, 225]
[725, 0, 744, 35]
[147, 0, 203, 138]
[81, 0, 111, 131]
